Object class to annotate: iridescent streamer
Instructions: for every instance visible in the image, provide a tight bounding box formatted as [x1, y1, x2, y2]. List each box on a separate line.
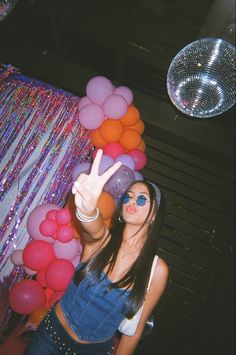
[0, 65, 93, 278]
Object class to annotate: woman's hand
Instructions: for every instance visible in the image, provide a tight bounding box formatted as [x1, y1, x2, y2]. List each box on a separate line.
[72, 149, 121, 215]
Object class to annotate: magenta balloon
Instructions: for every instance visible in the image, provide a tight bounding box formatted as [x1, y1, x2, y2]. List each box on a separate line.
[53, 238, 79, 260]
[78, 96, 92, 110]
[103, 142, 125, 159]
[23, 240, 55, 271]
[56, 208, 72, 225]
[79, 103, 105, 130]
[46, 210, 58, 221]
[115, 154, 136, 171]
[10, 249, 24, 266]
[114, 86, 133, 105]
[45, 259, 75, 291]
[56, 225, 74, 243]
[86, 76, 113, 105]
[102, 94, 128, 119]
[134, 171, 144, 181]
[8, 279, 46, 315]
[128, 149, 147, 170]
[72, 162, 91, 181]
[98, 154, 114, 174]
[26, 204, 60, 243]
[104, 165, 135, 199]
[39, 219, 58, 237]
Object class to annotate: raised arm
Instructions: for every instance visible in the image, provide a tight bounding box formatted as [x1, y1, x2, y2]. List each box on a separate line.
[72, 149, 121, 245]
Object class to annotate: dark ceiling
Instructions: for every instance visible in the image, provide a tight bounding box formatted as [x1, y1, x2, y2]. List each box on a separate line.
[0, 0, 235, 163]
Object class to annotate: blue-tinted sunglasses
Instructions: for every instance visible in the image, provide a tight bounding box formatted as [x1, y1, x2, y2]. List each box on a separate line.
[121, 193, 150, 206]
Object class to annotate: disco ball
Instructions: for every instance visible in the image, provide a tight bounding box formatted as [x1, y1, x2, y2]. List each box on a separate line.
[167, 38, 236, 118]
[0, 0, 18, 22]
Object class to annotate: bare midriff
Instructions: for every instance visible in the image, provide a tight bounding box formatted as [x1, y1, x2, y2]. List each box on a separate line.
[55, 302, 95, 344]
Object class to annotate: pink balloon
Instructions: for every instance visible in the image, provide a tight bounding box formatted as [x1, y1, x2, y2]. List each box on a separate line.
[86, 76, 113, 105]
[78, 96, 92, 110]
[53, 238, 79, 260]
[102, 94, 128, 119]
[27, 204, 60, 243]
[79, 103, 105, 130]
[23, 240, 55, 271]
[114, 86, 133, 105]
[56, 225, 74, 243]
[39, 219, 58, 236]
[46, 210, 58, 221]
[49, 291, 65, 308]
[10, 249, 24, 266]
[45, 259, 75, 291]
[128, 149, 147, 170]
[103, 142, 125, 159]
[72, 162, 91, 181]
[115, 154, 136, 171]
[8, 280, 46, 315]
[56, 208, 71, 225]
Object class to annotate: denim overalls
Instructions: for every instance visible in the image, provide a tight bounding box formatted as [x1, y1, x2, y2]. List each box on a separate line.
[60, 266, 130, 341]
[24, 263, 130, 355]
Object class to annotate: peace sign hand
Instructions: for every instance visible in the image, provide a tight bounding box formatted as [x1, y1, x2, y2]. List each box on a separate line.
[72, 149, 121, 214]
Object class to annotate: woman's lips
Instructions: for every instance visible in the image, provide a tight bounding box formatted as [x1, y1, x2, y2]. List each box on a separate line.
[126, 206, 137, 214]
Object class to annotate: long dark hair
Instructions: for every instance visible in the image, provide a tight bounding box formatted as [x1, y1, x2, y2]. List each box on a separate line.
[73, 180, 165, 318]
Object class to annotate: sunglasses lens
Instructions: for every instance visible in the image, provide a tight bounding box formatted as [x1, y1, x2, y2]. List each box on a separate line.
[136, 195, 147, 206]
[122, 194, 130, 204]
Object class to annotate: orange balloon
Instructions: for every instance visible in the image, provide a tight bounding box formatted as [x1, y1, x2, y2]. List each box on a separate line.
[99, 119, 124, 143]
[29, 306, 48, 326]
[91, 128, 107, 148]
[97, 191, 116, 220]
[128, 119, 145, 134]
[119, 129, 141, 150]
[120, 105, 140, 126]
[104, 218, 112, 228]
[137, 137, 146, 152]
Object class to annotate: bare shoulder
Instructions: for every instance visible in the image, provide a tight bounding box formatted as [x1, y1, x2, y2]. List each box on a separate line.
[153, 257, 169, 287]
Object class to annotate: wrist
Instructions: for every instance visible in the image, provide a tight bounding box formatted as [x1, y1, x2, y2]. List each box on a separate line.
[75, 207, 100, 223]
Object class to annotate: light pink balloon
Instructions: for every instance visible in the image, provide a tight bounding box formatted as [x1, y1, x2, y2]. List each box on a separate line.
[86, 76, 113, 105]
[102, 94, 128, 119]
[78, 96, 92, 110]
[114, 86, 133, 105]
[24, 266, 37, 276]
[26, 204, 60, 243]
[70, 254, 81, 267]
[79, 103, 105, 130]
[53, 238, 79, 260]
[10, 249, 24, 266]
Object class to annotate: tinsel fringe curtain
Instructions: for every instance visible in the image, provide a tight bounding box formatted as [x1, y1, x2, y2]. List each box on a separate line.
[0, 64, 93, 285]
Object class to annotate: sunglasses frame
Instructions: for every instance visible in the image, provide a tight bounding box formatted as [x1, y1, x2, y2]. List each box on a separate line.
[122, 193, 150, 207]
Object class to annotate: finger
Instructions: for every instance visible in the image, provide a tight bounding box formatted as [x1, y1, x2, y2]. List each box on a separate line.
[90, 149, 103, 175]
[100, 161, 122, 184]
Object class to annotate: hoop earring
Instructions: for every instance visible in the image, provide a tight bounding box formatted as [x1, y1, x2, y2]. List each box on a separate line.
[118, 215, 124, 223]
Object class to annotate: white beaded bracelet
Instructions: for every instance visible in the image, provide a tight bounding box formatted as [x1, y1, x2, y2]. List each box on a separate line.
[75, 207, 100, 223]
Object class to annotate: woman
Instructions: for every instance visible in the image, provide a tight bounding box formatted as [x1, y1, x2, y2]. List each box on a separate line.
[24, 149, 169, 355]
